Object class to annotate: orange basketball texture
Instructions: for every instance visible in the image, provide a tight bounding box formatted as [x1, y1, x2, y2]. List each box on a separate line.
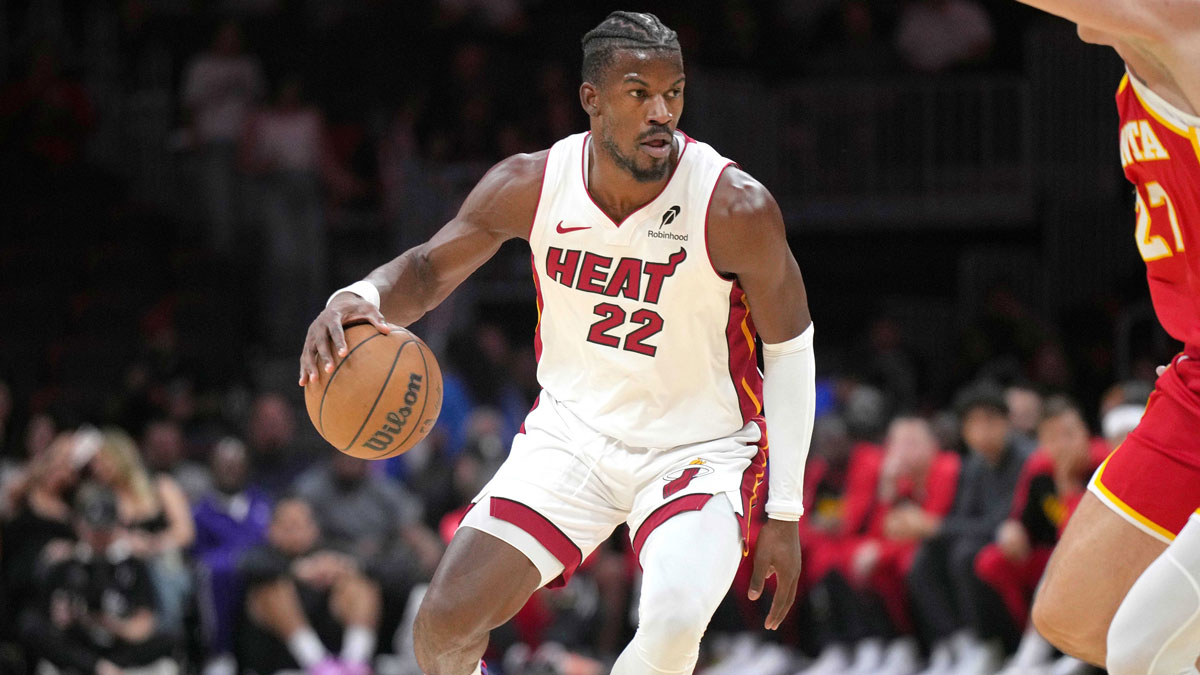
[304, 324, 443, 459]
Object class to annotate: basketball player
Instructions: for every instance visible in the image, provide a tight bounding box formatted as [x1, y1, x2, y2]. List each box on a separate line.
[299, 12, 815, 675]
[1010, 1, 1200, 673]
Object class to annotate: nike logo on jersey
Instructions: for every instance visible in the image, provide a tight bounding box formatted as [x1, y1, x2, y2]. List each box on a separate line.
[555, 221, 591, 234]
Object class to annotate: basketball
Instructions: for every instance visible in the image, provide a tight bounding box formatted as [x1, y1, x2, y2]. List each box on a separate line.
[304, 324, 443, 460]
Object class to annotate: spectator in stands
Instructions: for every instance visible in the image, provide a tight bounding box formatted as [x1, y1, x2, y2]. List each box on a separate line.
[1102, 403, 1144, 450]
[438, 324, 530, 459]
[19, 482, 176, 675]
[181, 20, 265, 256]
[239, 497, 381, 675]
[89, 428, 195, 636]
[851, 317, 924, 415]
[246, 392, 314, 499]
[239, 74, 347, 356]
[415, 407, 509, 533]
[894, 0, 995, 73]
[142, 418, 211, 503]
[906, 383, 1030, 674]
[2, 431, 90, 620]
[1004, 384, 1042, 452]
[800, 417, 960, 675]
[294, 453, 443, 642]
[0, 411, 58, 519]
[192, 437, 272, 675]
[1098, 377, 1152, 415]
[978, 396, 1103, 674]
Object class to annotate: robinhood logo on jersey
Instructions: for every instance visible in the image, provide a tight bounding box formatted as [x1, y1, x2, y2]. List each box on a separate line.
[648, 205, 687, 241]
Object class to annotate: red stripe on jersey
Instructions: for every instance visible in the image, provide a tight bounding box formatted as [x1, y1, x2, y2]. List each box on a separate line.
[489, 496, 581, 588]
[531, 253, 544, 363]
[518, 393, 541, 435]
[725, 283, 763, 423]
[631, 493, 713, 559]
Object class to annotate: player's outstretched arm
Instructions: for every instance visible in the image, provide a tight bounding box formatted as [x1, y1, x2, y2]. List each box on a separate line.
[299, 151, 546, 385]
[709, 168, 814, 630]
[1014, 0, 1197, 41]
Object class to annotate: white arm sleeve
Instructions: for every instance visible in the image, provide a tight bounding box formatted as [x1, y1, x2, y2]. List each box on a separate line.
[762, 323, 815, 521]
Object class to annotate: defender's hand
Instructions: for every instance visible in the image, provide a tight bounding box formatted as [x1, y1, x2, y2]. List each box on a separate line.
[748, 517, 803, 630]
[299, 292, 394, 386]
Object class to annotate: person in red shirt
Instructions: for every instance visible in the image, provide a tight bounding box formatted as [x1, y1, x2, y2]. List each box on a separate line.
[798, 417, 959, 675]
[1011, 2, 1200, 672]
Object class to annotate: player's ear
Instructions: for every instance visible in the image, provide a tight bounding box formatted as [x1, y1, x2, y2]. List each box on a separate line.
[580, 82, 599, 117]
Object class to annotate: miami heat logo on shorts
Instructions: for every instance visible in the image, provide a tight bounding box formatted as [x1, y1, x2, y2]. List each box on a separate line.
[663, 459, 714, 498]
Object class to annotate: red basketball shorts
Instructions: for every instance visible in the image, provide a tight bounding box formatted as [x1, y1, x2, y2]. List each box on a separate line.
[1089, 349, 1200, 542]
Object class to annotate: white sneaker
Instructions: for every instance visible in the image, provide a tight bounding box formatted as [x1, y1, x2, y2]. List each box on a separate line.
[795, 644, 851, 675]
[202, 654, 236, 675]
[956, 639, 1004, 675]
[742, 644, 796, 675]
[850, 638, 886, 674]
[876, 637, 921, 675]
[916, 641, 954, 675]
[704, 634, 761, 675]
[998, 628, 1055, 675]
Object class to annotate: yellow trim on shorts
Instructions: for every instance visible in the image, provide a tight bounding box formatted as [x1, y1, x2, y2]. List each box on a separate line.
[1092, 455, 1177, 541]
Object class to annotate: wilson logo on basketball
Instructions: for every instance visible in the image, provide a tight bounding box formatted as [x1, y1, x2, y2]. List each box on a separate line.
[361, 373, 424, 452]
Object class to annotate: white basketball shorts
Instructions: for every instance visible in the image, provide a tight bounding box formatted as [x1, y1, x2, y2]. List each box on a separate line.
[459, 390, 767, 588]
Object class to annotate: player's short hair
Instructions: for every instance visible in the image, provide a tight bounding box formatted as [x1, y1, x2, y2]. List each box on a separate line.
[581, 11, 680, 84]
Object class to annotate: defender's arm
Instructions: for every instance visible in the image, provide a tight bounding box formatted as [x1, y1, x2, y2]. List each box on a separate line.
[1015, 0, 1197, 41]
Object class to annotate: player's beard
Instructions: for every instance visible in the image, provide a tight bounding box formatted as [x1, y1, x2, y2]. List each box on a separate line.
[597, 128, 670, 183]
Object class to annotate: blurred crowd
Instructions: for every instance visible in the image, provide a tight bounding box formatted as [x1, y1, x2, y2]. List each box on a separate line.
[0, 1, 1173, 675]
[0, 356, 1157, 675]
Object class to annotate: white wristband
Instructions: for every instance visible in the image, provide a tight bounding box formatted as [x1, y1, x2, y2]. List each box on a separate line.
[326, 280, 380, 310]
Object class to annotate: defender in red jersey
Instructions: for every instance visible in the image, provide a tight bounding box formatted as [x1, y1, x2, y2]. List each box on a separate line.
[1013, 1, 1200, 672]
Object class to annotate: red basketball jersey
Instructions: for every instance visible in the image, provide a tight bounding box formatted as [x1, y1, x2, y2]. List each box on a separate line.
[1116, 73, 1200, 349]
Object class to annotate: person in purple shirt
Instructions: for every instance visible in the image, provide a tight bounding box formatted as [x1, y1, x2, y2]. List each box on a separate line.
[191, 437, 272, 675]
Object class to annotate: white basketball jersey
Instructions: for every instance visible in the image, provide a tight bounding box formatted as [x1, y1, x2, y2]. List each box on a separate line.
[528, 130, 763, 448]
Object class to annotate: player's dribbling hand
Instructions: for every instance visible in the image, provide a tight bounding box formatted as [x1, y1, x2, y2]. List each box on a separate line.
[299, 292, 396, 386]
[748, 517, 803, 630]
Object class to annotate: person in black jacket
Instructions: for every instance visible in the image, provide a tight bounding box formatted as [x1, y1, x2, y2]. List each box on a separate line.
[906, 383, 1031, 675]
[19, 482, 175, 675]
